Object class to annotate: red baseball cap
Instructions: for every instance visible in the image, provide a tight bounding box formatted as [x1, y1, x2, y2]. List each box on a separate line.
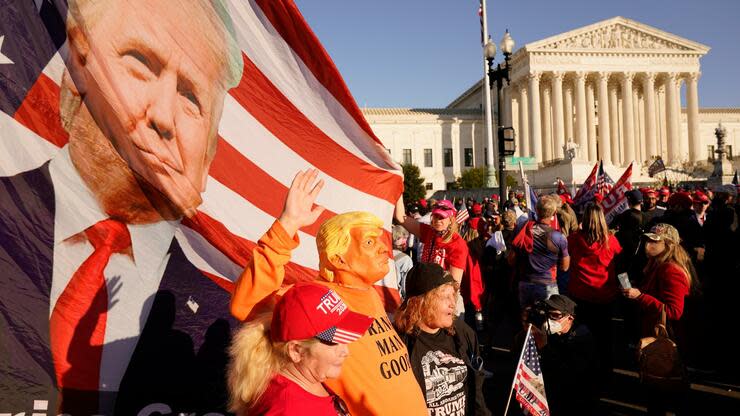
[471, 203, 483, 215]
[659, 187, 670, 196]
[271, 282, 373, 344]
[418, 198, 428, 208]
[431, 199, 456, 219]
[693, 191, 709, 204]
[668, 192, 692, 209]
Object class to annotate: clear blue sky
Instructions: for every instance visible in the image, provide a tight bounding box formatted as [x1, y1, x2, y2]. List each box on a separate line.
[294, 0, 740, 108]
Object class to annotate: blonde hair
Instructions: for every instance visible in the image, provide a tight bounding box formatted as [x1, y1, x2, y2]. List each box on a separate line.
[316, 211, 384, 281]
[535, 195, 559, 220]
[581, 203, 609, 248]
[227, 314, 318, 415]
[502, 210, 517, 230]
[394, 281, 459, 336]
[437, 216, 459, 244]
[644, 239, 693, 289]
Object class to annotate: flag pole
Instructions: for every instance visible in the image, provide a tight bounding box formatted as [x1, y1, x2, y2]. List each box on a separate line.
[503, 324, 533, 416]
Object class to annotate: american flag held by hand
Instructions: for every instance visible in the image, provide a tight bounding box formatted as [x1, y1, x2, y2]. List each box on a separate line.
[512, 326, 550, 416]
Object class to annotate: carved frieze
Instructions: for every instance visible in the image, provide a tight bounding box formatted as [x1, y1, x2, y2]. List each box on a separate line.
[542, 24, 691, 51]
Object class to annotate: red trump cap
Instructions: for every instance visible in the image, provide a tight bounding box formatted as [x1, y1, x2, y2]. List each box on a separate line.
[271, 282, 373, 344]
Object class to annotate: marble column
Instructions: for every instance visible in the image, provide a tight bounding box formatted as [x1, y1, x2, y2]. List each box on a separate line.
[551, 72, 565, 159]
[575, 72, 588, 160]
[542, 83, 553, 162]
[518, 85, 530, 157]
[597, 72, 611, 163]
[512, 94, 520, 156]
[503, 85, 513, 127]
[665, 73, 680, 164]
[633, 87, 641, 162]
[608, 80, 620, 165]
[642, 73, 657, 160]
[528, 72, 543, 163]
[586, 80, 597, 161]
[621, 72, 635, 165]
[675, 77, 686, 161]
[638, 90, 646, 163]
[564, 83, 574, 143]
[686, 72, 701, 163]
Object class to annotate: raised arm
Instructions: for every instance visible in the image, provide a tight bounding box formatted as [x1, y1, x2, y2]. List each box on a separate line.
[394, 196, 421, 237]
[230, 169, 325, 321]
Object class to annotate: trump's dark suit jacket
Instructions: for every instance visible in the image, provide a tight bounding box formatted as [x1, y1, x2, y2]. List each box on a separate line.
[0, 163, 237, 415]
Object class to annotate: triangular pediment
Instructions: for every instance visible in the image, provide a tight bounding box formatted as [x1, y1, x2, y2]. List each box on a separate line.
[524, 16, 710, 54]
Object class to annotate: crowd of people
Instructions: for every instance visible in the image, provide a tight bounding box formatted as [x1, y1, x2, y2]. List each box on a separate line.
[225, 171, 739, 415]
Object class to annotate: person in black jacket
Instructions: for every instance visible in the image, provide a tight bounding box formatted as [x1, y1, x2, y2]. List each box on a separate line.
[394, 263, 491, 416]
[528, 295, 599, 416]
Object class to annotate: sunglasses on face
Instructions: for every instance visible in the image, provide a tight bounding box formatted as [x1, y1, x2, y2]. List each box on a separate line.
[547, 311, 566, 320]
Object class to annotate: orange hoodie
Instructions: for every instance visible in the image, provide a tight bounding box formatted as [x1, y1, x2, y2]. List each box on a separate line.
[231, 221, 428, 416]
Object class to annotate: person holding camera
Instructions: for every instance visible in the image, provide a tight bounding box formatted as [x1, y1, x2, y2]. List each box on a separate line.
[524, 295, 599, 416]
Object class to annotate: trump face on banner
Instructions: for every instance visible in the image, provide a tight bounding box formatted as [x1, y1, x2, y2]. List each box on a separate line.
[1, 0, 243, 414]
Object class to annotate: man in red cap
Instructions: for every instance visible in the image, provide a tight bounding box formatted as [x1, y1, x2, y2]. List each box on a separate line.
[691, 191, 710, 226]
[642, 188, 664, 223]
[657, 187, 670, 209]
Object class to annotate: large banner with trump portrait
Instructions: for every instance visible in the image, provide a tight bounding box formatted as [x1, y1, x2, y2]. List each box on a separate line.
[0, 0, 402, 414]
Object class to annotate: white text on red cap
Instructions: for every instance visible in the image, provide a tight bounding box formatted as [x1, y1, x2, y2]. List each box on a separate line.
[316, 291, 348, 315]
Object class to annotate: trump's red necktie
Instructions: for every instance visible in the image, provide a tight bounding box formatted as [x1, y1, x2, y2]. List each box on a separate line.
[50, 219, 131, 391]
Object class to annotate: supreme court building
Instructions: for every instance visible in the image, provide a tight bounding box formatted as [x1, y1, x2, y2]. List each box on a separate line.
[364, 17, 740, 191]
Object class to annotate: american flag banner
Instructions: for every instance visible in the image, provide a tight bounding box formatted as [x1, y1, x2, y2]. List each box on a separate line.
[456, 206, 470, 224]
[512, 326, 550, 416]
[572, 162, 599, 209]
[603, 162, 634, 224]
[0, 0, 401, 413]
[596, 160, 615, 196]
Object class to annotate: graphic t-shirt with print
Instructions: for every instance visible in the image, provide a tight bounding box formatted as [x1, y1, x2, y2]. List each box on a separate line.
[409, 329, 469, 416]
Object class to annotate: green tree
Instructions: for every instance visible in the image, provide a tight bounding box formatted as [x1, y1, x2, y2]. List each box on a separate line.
[456, 167, 489, 189]
[402, 163, 426, 204]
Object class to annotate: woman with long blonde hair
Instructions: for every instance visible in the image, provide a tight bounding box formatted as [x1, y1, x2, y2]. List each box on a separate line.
[623, 224, 692, 326]
[228, 282, 372, 415]
[622, 224, 693, 416]
[566, 203, 623, 385]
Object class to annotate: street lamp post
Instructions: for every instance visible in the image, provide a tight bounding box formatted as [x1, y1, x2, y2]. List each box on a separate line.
[485, 30, 516, 202]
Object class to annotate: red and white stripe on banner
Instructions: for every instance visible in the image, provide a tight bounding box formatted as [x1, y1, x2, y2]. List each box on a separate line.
[602, 163, 633, 224]
[1, 0, 403, 309]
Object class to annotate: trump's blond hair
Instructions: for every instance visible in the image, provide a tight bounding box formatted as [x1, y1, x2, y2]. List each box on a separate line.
[316, 211, 384, 282]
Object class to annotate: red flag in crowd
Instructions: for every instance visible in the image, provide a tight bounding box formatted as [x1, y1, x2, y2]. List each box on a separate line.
[555, 177, 571, 196]
[603, 163, 634, 223]
[573, 162, 599, 208]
